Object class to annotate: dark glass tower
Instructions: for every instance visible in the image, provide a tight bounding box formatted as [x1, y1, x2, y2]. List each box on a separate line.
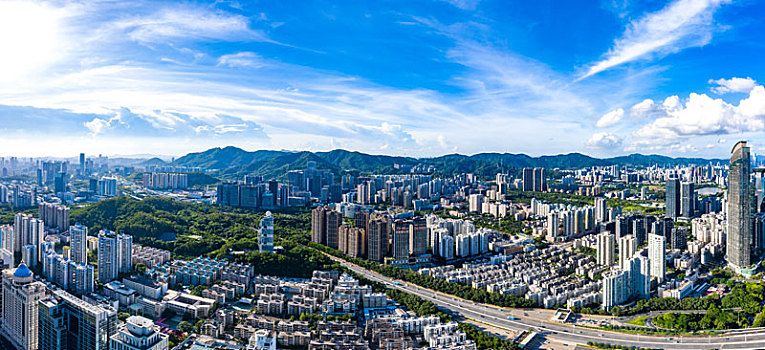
[727, 141, 752, 270]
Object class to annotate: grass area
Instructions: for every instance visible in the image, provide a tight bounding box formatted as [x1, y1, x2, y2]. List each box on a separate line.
[626, 315, 649, 326]
[577, 324, 723, 337]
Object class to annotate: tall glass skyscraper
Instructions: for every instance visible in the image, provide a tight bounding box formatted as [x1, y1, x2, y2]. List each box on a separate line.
[727, 141, 753, 271]
[665, 177, 680, 219]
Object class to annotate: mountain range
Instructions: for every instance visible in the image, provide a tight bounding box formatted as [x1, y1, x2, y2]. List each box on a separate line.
[161, 146, 726, 180]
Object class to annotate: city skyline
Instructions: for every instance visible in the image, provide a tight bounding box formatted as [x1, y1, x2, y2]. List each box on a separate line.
[1, 0, 765, 157]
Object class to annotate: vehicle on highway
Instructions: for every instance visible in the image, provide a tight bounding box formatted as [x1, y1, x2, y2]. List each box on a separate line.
[393, 282, 401, 285]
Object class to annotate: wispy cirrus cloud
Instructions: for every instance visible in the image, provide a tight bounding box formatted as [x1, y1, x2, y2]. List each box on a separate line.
[581, 0, 730, 79]
[112, 6, 272, 44]
[217, 52, 265, 68]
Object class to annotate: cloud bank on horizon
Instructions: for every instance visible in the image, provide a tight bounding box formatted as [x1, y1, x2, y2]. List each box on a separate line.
[0, 0, 763, 158]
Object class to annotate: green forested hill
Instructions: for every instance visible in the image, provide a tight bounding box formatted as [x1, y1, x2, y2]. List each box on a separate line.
[171, 146, 725, 180]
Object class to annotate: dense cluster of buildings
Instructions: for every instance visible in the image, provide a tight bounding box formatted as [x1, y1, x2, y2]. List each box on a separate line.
[312, 207, 495, 269]
[0, 262, 169, 350]
[241, 271, 475, 350]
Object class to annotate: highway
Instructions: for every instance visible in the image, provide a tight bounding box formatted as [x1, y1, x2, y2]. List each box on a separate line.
[327, 254, 765, 350]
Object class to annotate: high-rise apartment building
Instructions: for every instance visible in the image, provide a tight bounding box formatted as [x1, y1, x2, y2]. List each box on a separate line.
[338, 225, 366, 258]
[117, 232, 133, 273]
[665, 177, 680, 219]
[311, 206, 327, 245]
[626, 255, 651, 300]
[632, 216, 647, 246]
[310, 206, 341, 249]
[671, 227, 688, 251]
[595, 197, 608, 223]
[392, 220, 410, 259]
[596, 231, 615, 266]
[39, 202, 70, 232]
[366, 214, 390, 262]
[70, 223, 87, 264]
[97, 230, 132, 283]
[355, 211, 370, 231]
[258, 212, 274, 254]
[602, 270, 629, 310]
[38, 289, 118, 350]
[2, 263, 47, 350]
[13, 214, 44, 255]
[648, 233, 666, 283]
[522, 168, 533, 192]
[13, 214, 44, 266]
[727, 141, 753, 271]
[618, 234, 636, 270]
[547, 211, 559, 239]
[533, 167, 545, 192]
[98, 230, 118, 283]
[409, 217, 427, 256]
[680, 182, 695, 218]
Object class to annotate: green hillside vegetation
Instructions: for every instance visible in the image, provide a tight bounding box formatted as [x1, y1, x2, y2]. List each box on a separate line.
[69, 197, 309, 260]
[187, 172, 219, 187]
[171, 146, 724, 180]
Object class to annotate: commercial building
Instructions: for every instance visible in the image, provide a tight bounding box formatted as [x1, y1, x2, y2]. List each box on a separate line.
[1, 263, 47, 350]
[259, 212, 274, 254]
[680, 182, 695, 218]
[665, 177, 680, 219]
[110, 316, 168, 350]
[38, 289, 118, 350]
[727, 141, 753, 272]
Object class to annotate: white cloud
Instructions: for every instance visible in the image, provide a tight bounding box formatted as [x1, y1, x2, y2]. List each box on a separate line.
[709, 77, 757, 94]
[581, 0, 729, 79]
[218, 52, 265, 68]
[84, 115, 121, 135]
[633, 84, 765, 145]
[628, 96, 683, 119]
[113, 7, 270, 44]
[587, 132, 623, 148]
[441, 0, 481, 10]
[629, 99, 657, 119]
[596, 108, 624, 128]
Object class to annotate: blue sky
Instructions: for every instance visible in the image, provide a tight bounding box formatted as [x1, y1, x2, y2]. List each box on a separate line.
[1, 0, 764, 158]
